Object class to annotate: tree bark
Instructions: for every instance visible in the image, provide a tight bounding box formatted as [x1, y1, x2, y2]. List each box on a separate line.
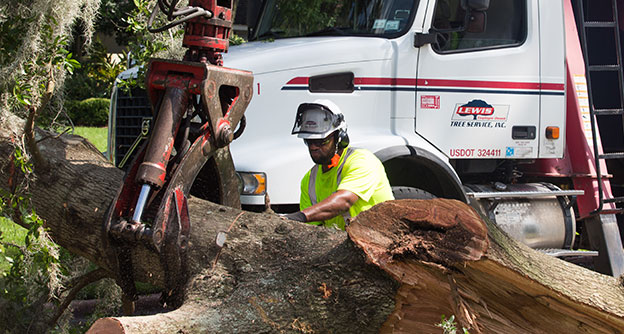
[1, 114, 623, 334]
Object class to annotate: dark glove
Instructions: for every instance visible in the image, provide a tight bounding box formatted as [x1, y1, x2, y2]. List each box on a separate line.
[281, 211, 307, 222]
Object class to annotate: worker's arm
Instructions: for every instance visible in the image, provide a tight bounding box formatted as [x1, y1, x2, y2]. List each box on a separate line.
[281, 189, 358, 222]
[301, 189, 359, 222]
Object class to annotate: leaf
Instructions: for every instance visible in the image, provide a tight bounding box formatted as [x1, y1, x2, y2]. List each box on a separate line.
[15, 95, 31, 107]
[68, 58, 81, 67]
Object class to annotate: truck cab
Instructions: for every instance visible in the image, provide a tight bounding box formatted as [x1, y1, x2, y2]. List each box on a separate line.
[108, 0, 624, 275]
[224, 0, 565, 211]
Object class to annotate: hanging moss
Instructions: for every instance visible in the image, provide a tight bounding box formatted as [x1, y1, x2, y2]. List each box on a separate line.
[0, 1, 102, 332]
[0, 0, 101, 121]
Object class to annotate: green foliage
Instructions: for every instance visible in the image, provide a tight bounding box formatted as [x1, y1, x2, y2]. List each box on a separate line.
[230, 32, 247, 46]
[117, 0, 172, 92]
[8, 14, 81, 122]
[271, 0, 339, 37]
[0, 1, 112, 331]
[0, 10, 32, 68]
[65, 39, 126, 101]
[21, 16, 82, 90]
[0, 148, 67, 333]
[0, 0, 100, 128]
[66, 98, 110, 127]
[0, 218, 27, 272]
[436, 315, 470, 334]
[96, 0, 137, 45]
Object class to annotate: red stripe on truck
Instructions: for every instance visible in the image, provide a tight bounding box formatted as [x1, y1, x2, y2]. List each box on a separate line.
[285, 76, 564, 91]
[285, 77, 309, 85]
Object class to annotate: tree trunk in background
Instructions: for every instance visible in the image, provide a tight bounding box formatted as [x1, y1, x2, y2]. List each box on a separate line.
[1, 114, 623, 334]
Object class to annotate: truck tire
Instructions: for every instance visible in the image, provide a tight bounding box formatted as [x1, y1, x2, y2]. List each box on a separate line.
[391, 186, 436, 200]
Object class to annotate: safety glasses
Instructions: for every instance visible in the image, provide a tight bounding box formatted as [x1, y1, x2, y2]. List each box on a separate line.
[304, 136, 332, 147]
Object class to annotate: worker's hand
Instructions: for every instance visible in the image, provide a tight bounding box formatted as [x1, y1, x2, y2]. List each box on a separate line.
[279, 211, 307, 222]
[301, 189, 358, 223]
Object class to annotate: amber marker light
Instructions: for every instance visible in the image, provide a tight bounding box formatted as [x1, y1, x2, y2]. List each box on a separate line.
[238, 172, 267, 195]
[546, 126, 560, 139]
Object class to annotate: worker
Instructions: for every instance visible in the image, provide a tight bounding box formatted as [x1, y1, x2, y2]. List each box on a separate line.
[282, 100, 394, 230]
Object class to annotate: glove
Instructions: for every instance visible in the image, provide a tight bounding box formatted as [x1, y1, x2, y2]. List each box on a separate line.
[280, 211, 307, 222]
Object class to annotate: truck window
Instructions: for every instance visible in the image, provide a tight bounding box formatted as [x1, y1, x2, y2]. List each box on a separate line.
[432, 0, 527, 53]
[251, 0, 418, 40]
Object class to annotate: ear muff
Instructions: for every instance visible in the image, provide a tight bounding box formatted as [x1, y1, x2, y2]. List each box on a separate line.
[337, 130, 349, 149]
[331, 113, 349, 149]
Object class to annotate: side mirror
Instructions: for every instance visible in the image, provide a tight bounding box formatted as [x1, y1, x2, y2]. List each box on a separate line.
[463, 0, 490, 11]
[466, 11, 486, 33]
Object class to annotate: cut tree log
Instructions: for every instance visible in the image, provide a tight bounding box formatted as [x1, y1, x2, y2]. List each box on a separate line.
[1, 113, 623, 334]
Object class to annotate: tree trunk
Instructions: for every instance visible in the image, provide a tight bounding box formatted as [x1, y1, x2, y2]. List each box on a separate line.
[1, 114, 623, 334]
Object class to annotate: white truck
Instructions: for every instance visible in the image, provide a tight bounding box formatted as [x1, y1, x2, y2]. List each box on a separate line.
[108, 0, 624, 276]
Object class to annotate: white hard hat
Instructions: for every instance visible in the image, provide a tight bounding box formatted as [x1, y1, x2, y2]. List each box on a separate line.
[291, 99, 347, 139]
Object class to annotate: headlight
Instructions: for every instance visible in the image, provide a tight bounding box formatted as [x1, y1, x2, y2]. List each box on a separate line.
[237, 172, 266, 195]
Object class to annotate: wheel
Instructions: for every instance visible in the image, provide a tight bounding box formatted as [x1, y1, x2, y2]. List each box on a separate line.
[391, 186, 436, 200]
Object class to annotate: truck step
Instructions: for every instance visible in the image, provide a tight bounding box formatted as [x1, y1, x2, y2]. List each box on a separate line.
[598, 152, 624, 159]
[583, 21, 616, 28]
[594, 108, 624, 116]
[538, 248, 598, 258]
[596, 208, 624, 215]
[466, 190, 584, 199]
[603, 196, 624, 204]
[588, 64, 621, 72]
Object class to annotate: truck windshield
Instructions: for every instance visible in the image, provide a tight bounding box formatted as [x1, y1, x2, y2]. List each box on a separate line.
[250, 0, 418, 40]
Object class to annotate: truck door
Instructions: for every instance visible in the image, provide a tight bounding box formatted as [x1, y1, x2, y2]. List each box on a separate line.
[415, 0, 541, 160]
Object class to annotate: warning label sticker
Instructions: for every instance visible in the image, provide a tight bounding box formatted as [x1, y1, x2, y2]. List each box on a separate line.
[421, 95, 440, 109]
[574, 74, 592, 142]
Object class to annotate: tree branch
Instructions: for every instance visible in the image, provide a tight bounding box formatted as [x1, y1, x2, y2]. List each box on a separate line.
[23, 73, 55, 173]
[49, 267, 111, 327]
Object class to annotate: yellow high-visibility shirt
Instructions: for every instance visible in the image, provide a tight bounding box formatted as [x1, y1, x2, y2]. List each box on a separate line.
[299, 146, 394, 230]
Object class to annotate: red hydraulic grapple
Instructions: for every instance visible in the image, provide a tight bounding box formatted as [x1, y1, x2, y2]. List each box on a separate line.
[103, 0, 253, 309]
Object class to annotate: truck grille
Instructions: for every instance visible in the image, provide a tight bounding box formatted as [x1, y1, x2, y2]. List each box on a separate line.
[114, 87, 152, 169]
